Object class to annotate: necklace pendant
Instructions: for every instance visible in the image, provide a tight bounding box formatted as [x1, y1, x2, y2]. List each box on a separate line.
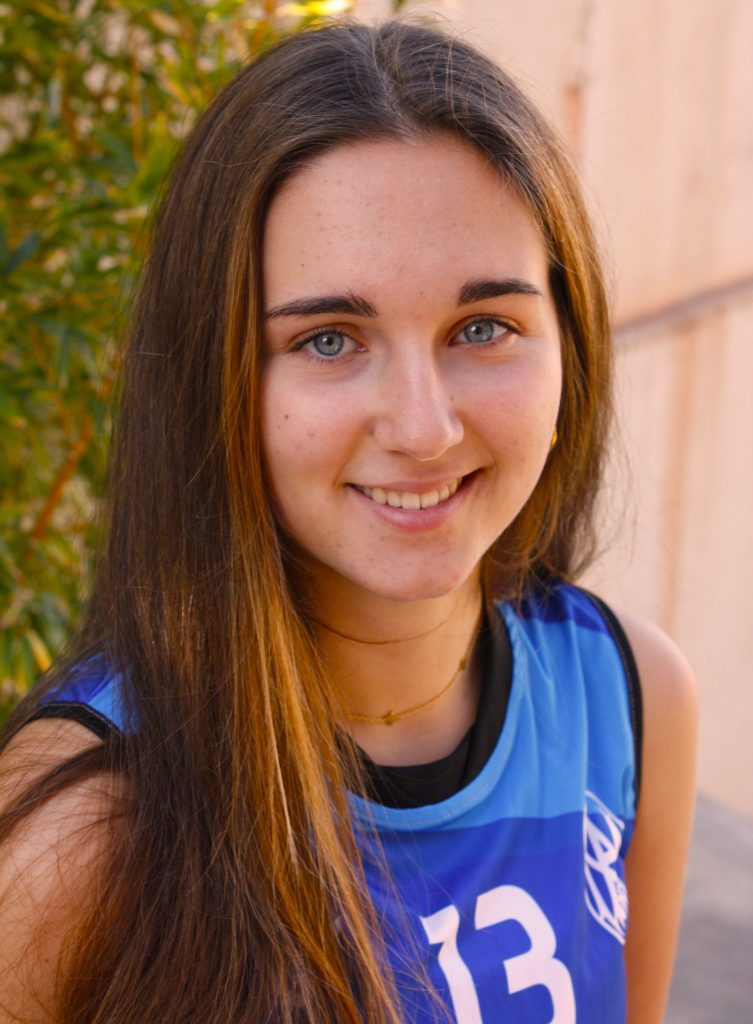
[382, 710, 398, 726]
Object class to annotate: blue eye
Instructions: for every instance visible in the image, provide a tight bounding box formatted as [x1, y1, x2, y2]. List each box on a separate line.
[455, 318, 513, 345]
[292, 328, 362, 364]
[306, 330, 347, 357]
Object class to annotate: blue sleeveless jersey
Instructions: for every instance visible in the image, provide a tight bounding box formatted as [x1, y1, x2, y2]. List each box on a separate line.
[40, 584, 638, 1023]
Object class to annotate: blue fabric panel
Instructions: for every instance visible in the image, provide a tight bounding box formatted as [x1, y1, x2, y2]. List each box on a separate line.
[518, 586, 612, 635]
[362, 811, 630, 1023]
[47, 661, 133, 734]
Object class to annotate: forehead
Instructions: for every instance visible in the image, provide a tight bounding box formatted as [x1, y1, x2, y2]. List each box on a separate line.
[262, 135, 550, 308]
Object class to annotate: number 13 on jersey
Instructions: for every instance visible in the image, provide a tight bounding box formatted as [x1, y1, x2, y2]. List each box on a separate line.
[420, 885, 576, 1023]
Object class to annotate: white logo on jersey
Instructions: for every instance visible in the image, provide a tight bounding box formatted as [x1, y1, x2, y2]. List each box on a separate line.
[583, 791, 629, 944]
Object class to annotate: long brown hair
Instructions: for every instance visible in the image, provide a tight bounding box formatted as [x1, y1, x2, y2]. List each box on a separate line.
[1, 19, 611, 1023]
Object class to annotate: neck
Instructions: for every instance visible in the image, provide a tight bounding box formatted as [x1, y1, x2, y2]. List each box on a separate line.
[310, 573, 484, 766]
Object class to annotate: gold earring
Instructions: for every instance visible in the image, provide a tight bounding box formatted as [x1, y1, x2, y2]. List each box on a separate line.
[550, 426, 558, 450]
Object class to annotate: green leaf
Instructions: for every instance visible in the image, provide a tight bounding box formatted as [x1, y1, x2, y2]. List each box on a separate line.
[2, 230, 43, 275]
[90, 128, 138, 174]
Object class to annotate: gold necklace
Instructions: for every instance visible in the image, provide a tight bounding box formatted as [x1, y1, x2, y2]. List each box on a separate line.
[344, 618, 481, 727]
[310, 603, 459, 645]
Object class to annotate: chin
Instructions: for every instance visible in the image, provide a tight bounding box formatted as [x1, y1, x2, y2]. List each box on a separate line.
[291, 546, 484, 607]
[353, 565, 479, 604]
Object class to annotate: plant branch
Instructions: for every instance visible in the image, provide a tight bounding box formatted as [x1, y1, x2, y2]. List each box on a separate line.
[29, 416, 93, 545]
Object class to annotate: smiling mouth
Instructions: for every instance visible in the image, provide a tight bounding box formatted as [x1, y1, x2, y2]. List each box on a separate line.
[352, 477, 464, 510]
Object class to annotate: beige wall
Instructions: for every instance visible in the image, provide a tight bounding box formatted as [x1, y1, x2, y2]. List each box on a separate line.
[356, 0, 753, 815]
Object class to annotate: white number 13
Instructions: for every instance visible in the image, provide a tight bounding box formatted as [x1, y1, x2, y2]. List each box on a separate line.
[420, 885, 576, 1023]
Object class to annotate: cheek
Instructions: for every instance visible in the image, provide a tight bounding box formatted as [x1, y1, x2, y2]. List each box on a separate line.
[262, 410, 316, 499]
[476, 358, 561, 453]
[260, 373, 352, 498]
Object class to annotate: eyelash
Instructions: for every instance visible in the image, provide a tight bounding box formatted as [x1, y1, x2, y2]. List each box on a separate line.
[292, 317, 519, 364]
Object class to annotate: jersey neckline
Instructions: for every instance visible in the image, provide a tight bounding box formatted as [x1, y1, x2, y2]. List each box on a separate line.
[349, 601, 527, 832]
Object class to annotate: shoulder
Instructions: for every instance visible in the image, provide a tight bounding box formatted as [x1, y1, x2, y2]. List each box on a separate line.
[0, 719, 120, 1022]
[608, 609, 699, 1023]
[0, 716, 105, 800]
[616, 608, 699, 751]
[611, 607, 699, 837]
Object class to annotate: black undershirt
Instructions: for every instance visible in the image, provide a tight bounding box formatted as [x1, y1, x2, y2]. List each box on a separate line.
[358, 609, 512, 809]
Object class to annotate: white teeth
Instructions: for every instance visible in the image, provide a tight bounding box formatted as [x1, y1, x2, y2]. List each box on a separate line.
[359, 478, 464, 510]
[420, 490, 440, 509]
[400, 492, 421, 511]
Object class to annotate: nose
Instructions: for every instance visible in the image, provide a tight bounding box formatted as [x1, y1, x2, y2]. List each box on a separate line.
[371, 350, 464, 461]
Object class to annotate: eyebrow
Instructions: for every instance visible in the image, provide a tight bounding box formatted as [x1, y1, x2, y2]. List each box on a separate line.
[263, 277, 543, 320]
[457, 277, 544, 304]
[264, 291, 377, 319]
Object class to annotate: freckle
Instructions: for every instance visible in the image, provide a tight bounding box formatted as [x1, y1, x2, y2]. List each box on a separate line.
[284, 414, 289, 420]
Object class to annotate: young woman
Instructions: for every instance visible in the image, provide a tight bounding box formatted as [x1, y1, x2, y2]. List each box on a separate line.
[0, 19, 697, 1024]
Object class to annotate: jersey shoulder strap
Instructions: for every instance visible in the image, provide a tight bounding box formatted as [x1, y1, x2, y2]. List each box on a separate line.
[576, 588, 643, 803]
[30, 658, 130, 739]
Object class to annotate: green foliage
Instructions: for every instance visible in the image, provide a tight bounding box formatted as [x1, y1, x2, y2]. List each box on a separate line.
[0, 0, 354, 722]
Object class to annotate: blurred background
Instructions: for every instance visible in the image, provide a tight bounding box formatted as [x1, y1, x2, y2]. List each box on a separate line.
[2, 0, 751, 1019]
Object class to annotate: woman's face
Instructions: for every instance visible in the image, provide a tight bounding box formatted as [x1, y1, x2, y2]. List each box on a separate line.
[261, 135, 561, 605]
